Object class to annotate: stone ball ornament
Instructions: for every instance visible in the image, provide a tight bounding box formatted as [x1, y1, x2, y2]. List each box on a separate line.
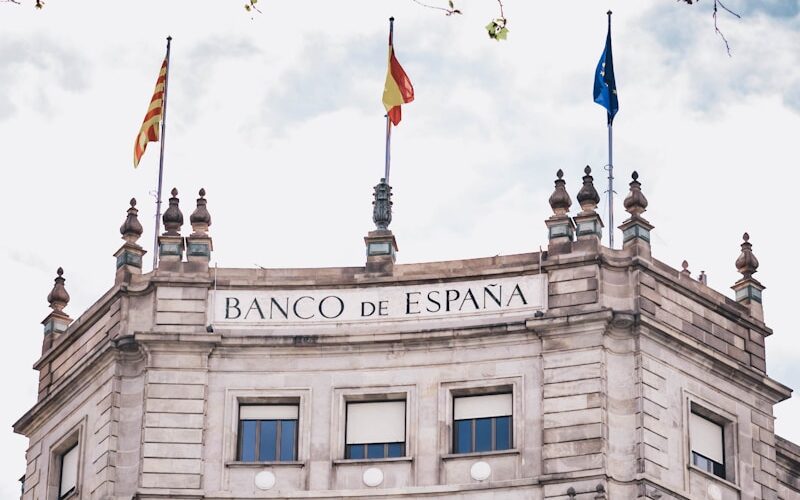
[469, 460, 491, 481]
[362, 467, 384, 487]
[254, 470, 276, 490]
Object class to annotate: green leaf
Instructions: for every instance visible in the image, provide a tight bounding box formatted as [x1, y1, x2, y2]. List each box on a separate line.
[448, 0, 454, 8]
[251, 0, 258, 4]
[244, 4, 251, 11]
[496, 27, 509, 40]
[485, 22, 496, 38]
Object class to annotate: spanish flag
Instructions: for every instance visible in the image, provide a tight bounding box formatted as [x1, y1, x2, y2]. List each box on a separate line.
[382, 19, 414, 126]
[133, 58, 167, 168]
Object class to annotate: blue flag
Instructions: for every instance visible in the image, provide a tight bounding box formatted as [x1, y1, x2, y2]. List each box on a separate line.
[593, 14, 618, 124]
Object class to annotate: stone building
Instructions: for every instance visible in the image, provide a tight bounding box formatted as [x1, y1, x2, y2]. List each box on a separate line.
[13, 169, 800, 499]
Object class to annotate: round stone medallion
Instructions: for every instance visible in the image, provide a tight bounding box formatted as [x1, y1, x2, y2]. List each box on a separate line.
[470, 460, 491, 481]
[254, 470, 276, 490]
[362, 467, 384, 487]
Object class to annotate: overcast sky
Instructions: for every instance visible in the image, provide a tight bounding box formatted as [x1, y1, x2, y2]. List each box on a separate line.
[1, 0, 799, 495]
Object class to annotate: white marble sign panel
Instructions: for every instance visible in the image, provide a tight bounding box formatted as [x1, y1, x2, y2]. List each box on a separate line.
[211, 274, 547, 328]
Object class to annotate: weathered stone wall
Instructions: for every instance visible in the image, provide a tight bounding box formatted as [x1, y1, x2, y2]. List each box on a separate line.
[14, 244, 799, 499]
[639, 261, 769, 373]
[36, 293, 121, 400]
[20, 357, 118, 499]
[777, 436, 800, 500]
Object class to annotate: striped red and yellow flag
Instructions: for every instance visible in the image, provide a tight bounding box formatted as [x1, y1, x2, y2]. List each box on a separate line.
[382, 29, 414, 126]
[133, 58, 167, 168]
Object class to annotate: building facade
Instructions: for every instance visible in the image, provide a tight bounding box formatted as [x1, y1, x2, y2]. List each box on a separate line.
[13, 171, 800, 499]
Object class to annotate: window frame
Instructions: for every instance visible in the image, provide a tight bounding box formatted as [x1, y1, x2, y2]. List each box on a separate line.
[57, 443, 79, 500]
[452, 392, 514, 454]
[226, 390, 310, 467]
[332, 387, 414, 463]
[48, 421, 84, 500]
[236, 403, 300, 463]
[344, 399, 407, 460]
[687, 399, 738, 485]
[440, 379, 522, 459]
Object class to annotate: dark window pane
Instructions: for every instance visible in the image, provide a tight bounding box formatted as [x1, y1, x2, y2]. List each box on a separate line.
[239, 420, 257, 461]
[280, 420, 297, 461]
[692, 452, 709, 472]
[454, 419, 472, 453]
[495, 416, 511, 450]
[693, 452, 725, 479]
[347, 444, 365, 459]
[387, 442, 404, 458]
[259, 420, 277, 461]
[475, 418, 492, 452]
[713, 460, 726, 479]
[367, 443, 386, 459]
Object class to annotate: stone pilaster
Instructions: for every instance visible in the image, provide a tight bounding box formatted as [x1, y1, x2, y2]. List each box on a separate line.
[365, 230, 398, 274]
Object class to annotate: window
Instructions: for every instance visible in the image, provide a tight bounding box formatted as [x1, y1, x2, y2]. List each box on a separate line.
[453, 393, 512, 454]
[238, 404, 298, 462]
[345, 401, 406, 459]
[690, 410, 726, 479]
[58, 444, 78, 499]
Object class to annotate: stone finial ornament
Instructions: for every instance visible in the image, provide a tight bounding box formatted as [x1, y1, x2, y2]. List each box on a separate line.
[162, 187, 184, 236]
[681, 260, 691, 277]
[594, 484, 607, 500]
[120, 198, 144, 244]
[47, 267, 70, 313]
[372, 178, 393, 230]
[735, 232, 759, 279]
[548, 169, 572, 216]
[623, 171, 648, 217]
[190, 188, 212, 235]
[576, 165, 600, 213]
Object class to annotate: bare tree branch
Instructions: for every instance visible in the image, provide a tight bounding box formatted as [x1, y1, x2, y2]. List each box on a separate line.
[716, 0, 741, 19]
[713, 0, 734, 56]
[411, 0, 460, 16]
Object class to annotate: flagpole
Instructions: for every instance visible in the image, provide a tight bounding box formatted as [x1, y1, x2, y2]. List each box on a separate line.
[605, 10, 614, 249]
[384, 114, 392, 182]
[152, 35, 172, 269]
[607, 121, 614, 248]
[384, 17, 395, 184]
